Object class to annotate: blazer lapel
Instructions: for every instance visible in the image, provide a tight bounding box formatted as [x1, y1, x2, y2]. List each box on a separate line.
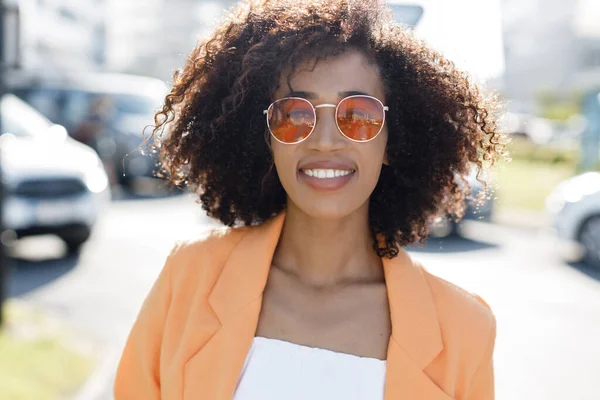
[182, 214, 285, 400]
[382, 250, 452, 399]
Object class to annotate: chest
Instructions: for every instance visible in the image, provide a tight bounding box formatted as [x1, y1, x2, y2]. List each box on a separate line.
[255, 268, 392, 360]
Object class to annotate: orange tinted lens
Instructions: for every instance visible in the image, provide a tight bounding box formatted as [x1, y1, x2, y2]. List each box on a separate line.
[267, 98, 315, 143]
[336, 97, 385, 141]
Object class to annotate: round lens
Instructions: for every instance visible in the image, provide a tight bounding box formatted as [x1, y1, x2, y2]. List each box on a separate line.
[267, 98, 315, 144]
[336, 96, 385, 141]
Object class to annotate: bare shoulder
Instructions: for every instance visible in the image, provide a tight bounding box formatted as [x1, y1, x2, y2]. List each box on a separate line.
[420, 265, 496, 347]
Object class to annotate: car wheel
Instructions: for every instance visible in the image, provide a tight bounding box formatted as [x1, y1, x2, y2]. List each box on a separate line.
[579, 215, 600, 269]
[429, 218, 459, 238]
[61, 227, 91, 255]
[64, 237, 88, 254]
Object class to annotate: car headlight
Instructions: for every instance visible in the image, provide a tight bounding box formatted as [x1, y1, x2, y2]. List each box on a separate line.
[546, 191, 567, 214]
[547, 173, 600, 214]
[83, 165, 109, 193]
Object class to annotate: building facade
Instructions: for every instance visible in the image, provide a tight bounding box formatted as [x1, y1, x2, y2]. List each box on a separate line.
[104, 0, 238, 82]
[7, 0, 238, 81]
[11, 0, 105, 72]
[501, 0, 600, 110]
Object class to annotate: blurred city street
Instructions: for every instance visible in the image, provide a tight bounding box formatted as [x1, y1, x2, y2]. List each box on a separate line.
[7, 193, 600, 400]
[1, 0, 600, 399]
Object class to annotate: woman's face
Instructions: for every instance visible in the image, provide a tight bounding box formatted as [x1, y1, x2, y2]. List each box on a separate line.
[270, 50, 388, 220]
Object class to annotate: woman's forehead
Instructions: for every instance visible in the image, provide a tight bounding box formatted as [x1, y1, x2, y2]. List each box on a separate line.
[276, 51, 385, 100]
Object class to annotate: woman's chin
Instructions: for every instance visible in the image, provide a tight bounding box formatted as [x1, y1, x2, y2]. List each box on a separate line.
[288, 199, 366, 222]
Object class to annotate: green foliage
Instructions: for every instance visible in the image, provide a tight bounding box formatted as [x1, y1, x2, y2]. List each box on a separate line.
[495, 158, 575, 211]
[492, 136, 582, 211]
[535, 89, 583, 121]
[0, 302, 95, 400]
[507, 136, 579, 166]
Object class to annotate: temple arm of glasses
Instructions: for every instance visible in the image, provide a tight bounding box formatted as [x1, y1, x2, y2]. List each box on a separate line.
[263, 110, 268, 114]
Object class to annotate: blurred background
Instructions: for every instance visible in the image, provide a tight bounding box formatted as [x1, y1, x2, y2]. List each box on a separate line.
[0, 0, 599, 399]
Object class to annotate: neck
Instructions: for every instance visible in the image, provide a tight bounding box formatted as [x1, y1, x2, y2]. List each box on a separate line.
[272, 201, 384, 288]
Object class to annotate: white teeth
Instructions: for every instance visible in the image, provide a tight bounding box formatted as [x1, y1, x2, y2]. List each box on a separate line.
[301, 169, 354, 179]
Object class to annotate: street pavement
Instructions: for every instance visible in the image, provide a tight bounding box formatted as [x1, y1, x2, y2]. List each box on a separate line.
[8, 193, 600, 400]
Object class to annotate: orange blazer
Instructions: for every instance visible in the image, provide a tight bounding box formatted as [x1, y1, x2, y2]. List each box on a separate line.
[114, 213, 496, 399]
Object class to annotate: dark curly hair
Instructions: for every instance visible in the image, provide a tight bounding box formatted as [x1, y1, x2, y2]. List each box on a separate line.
[149, 0, 507, 258]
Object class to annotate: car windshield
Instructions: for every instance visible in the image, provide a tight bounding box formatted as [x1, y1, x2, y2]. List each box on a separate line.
[388, 3, 424, 28]
[14, 87, 165, 131]
[111, 93, 162, 116]
[0, 94, 52, 138]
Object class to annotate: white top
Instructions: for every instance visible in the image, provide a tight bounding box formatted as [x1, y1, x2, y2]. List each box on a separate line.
[233, 337, 387, 400]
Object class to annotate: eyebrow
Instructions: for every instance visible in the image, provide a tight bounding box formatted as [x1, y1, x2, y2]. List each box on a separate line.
[284, 90, 371, 99]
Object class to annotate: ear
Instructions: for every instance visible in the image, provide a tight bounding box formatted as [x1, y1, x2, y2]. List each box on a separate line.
[383, 151, 389, 166]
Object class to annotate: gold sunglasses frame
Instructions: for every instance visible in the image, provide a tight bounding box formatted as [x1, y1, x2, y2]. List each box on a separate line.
[263, 95, 389, 144]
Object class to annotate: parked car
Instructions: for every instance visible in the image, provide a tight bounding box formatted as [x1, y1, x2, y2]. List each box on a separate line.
[546, 172, 600, 269]
[0, 94, 111, 253]
[8, 71, 169, 192]
[429, 167, 495, 237]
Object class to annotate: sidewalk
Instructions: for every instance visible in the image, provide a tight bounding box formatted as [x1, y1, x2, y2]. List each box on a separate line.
[74, 352, 118, 400]
[493, 208, 551, 231]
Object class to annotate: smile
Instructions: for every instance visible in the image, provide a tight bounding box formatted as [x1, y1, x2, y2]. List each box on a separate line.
[300, 168, 355, 179]
[298, 168, 356, 191]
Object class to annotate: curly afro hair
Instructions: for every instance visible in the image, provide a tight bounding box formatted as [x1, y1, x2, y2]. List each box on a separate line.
[150, 0, 507, 258]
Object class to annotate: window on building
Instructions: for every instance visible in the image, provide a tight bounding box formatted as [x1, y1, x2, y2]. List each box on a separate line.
[581, 49, 600, 70]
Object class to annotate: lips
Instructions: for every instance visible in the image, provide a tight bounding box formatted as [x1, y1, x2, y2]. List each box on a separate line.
[297, 160, 356, 191]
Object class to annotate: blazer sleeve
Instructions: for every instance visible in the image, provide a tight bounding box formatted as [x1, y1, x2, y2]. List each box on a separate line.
[113, 243, 180, 399]
[465, 313, 497, 400]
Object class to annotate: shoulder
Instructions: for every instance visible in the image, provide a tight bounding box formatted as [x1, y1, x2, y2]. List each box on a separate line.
[165, 225, 250, 292]
[414, 265, 496, 395]
[420, 264, 496, 352]
[424, 267, 495, 323]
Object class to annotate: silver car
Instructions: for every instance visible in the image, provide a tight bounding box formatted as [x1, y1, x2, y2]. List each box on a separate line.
[546, 172, 600, 268]
[429, 167, 495, 237]
[1, 94, 111, 254]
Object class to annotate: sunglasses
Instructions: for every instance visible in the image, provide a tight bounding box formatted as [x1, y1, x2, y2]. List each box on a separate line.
[263, 95, 389, 144]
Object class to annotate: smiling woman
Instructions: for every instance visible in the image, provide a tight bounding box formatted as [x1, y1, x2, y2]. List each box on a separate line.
[115, 1, 506, 399]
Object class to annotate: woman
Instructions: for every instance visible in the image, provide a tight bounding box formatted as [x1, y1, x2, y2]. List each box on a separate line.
[115, 0, 505, 398]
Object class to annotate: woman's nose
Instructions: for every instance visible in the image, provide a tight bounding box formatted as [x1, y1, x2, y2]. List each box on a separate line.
[306, 107, 347, 151]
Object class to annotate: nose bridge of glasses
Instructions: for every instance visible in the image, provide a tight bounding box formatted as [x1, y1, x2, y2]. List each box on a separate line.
[308, 104, 346, 148]
[314, 103, 337, 109]
[313, 103, 339, 129]
[312, 103, 338, 130]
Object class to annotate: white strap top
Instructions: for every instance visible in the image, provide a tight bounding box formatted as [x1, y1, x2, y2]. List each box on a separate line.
[233, 337, 386, 400]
